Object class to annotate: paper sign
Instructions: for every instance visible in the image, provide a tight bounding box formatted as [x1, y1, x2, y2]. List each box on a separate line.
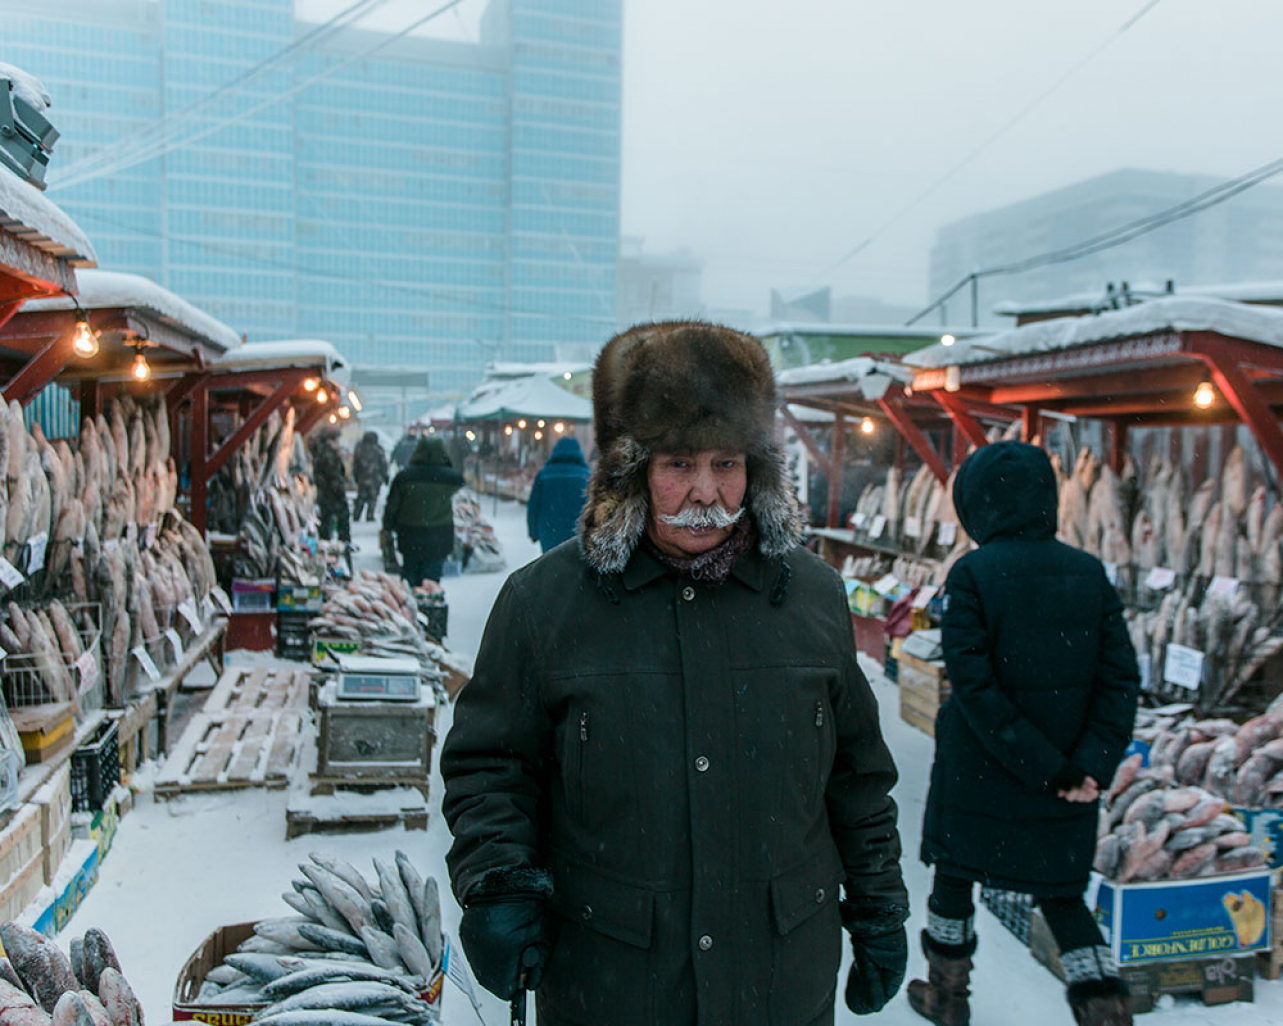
[937, 522, 957, 546]
[1103, 562, 1119, 586]
[143, 524, 156, 549]
[1138, 653, 1152, 693]
[75, 650, 98, 694]
[912, 585, 938, 610]
[165, 628, 184, 662]
[25, 532, 47, 573]
[870, 515, 887, 539]
[1144, 567, 1176, 591]
[202, 594, 217, 621]
[131, 645, 161, 682]
[178, 599, 203, 632]
[0, 557, 25, 591]
[873, 574, 901, 598]
[1164, 645, 1205, 690]
[904, 516, 922, 539]
[853, 512, 868, 530]
[210, 587, 232, 615]
[0, 645, 7, 661]
[1208, 576, 1240, 599]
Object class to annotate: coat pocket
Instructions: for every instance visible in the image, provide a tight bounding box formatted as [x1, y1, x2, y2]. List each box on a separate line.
[549, 856, 655, 948]
[769, 846, 845, 1024]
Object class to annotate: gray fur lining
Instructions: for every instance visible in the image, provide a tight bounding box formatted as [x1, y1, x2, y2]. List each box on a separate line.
[467, 865, 554, 903]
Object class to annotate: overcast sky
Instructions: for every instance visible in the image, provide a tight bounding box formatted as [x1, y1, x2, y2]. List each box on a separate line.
[302, 0, 1283, 315]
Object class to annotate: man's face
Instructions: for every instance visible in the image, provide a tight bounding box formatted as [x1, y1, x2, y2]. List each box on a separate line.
[646, 450, 748, 559]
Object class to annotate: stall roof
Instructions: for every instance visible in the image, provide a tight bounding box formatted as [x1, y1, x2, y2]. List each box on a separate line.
[994, 280, 1283, 319]
[777, 357, 910, 400]
[0, 168, 96, 267]
[760, 321, 984, 340]
[214, 340, 350, 384]
[23, 269, 238, 351]
[906, 296, 1283, 370]
[457, 373, 592, 422]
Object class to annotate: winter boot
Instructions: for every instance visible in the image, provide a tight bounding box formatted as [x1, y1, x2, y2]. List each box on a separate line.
[1066, 978, 1131, 1026]
[907, 931, 976, 1026]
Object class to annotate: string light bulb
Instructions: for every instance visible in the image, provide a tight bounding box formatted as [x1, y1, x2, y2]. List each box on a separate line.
[328, 413, 337, 424]
[554, 422, 565, 434]
[941, 334, 956, 347]
[517, 419, 527, 429]
[563, 371, 572, 380]
[860, 417, 875, 435]
[1194, 376, 1216, 409]
[316, 388, 328, 404]
[338, 405, 351, 419]
[130, 347, 151, 381]
[72, 318, 99, 358]
[347, 390, 362, 412]
[534, 430, 543, 441]
[504, 425, 513, 436]
[537, 419, 546, 428]
[465, 430, 476, 441]
[303, 378, 318, 391]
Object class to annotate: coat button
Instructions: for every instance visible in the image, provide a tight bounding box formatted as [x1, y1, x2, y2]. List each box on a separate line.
[681, 585, 695, 601]
[581, 905, 593, 921]
[815, 888, 826, 904]
[698, 934, 713, 951]
[695, 755, 710, 772]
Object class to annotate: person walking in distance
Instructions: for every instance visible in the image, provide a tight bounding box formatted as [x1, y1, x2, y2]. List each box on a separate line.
[383, 436, 464, 585]
[910, 441, 1140, 1026]
[352, 431, 390, 522]
[311, 426, 351, 543]
[526, 435, 591, 553]
[442, 322, 909, 1026]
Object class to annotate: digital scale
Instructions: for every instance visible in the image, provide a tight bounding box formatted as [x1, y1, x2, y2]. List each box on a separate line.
[332, 654, 423, 702]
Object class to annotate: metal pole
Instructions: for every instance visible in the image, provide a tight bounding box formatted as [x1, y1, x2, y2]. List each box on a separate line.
[970, 273, 979, 328]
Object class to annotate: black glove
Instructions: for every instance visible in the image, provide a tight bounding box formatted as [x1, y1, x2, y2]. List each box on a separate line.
[1049, 762, 1088, 794]
[841, 902, 908, 1016]
[459, 895, 552, 1001]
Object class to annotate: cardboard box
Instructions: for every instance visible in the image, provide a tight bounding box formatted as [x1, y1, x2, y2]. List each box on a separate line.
[30, 839, 99, 936]
[1231, 807, 1283, 869]
[1093, 869, 1273, 966]
[277, 584, 322, 612]
[173, 922, 446, 1024]
[11, 703, 75, 765]
[0, 804, 44, 922]
[230, 579, 275, 612]
[32, 763, 71, 885]
[313, 636, 361, 665]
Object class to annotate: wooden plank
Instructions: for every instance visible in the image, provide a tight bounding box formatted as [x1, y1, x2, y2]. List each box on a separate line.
[263, 711, 303, 781]
[188, 717, 243, 782]
[226, 717, 272, 782]
[900, 704, 937, 737]
[203, 667, 246, 713]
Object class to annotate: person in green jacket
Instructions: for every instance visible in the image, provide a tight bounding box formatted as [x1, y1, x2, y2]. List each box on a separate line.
[382, 437, 465, 585]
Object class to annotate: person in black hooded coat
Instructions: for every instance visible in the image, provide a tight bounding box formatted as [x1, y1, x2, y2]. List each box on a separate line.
[909, 442, 1139, 1026]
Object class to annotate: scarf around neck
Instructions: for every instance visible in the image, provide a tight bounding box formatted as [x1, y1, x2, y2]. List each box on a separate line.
[642, 514, 756, 585]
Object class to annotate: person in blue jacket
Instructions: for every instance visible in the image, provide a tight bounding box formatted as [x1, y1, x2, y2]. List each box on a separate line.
[525, 435, 591, 552]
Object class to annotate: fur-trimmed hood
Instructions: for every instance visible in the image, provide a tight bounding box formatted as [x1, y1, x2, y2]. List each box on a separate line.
[578, 321, 803, 573]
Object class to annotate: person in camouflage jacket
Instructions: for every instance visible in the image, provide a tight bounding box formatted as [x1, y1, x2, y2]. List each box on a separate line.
[311, 427, 351, 542]
[353, 431, 390, 522]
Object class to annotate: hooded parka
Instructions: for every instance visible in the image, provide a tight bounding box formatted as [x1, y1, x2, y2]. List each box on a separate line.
[526, 436, 591, 552]
[921, 441, 1140, 894]
[443, 322, 907, 1026]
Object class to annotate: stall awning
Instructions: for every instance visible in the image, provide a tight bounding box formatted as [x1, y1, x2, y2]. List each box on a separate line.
[213, 340, 350, 387]
[777, 356, 910, 401]
[457, 374, 592, 423]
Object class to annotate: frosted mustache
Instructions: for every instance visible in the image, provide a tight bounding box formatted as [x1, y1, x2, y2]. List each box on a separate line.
[659, 505, 744, 529]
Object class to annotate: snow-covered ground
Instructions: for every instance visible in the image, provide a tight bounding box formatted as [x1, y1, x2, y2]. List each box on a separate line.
[65, 496, 1281, 1025]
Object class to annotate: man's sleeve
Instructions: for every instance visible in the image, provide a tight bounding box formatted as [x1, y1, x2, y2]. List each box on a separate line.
[825, 575, 909, 923]
[442, 575, 551, 904]
[942, 561, 1069, 788]
[382, 476, 402, 530]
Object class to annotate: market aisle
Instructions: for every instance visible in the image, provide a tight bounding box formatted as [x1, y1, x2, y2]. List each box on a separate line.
[65, 497, 1280, 1025]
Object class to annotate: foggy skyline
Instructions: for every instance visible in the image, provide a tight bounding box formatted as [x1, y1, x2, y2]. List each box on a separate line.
[291, 1, 1283, 316]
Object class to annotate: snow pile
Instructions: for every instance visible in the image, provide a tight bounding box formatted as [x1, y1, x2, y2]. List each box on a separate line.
[0, 62, 51, 113]
[907, 296, 1283, 369]
[23, 270, 239, 350]
[0, 171, 96, 264]
[216, 340, 351, 382]
[778, 356, 909, 400]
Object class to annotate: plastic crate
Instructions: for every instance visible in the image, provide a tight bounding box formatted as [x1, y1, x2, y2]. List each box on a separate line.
[980, 887, 1034, 946]
[416, 595, 448, 640]
[70, 719, 119, 813]
[277, 611, 314, 661]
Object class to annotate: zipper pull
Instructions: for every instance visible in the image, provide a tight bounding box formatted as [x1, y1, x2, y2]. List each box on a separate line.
[815, 701, 824, 728]
[579, 711, 589, 742]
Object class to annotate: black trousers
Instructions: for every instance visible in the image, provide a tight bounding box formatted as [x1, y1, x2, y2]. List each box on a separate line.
[929, 871, 1102, 953]
[318, 500, 351, 542]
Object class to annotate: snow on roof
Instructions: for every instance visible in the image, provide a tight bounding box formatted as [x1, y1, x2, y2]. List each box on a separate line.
[0, 166, 95, 266]
[484, 360, 592, 381]
[994, 280, 1283, 317]
[759, 321, 984, 341]
[906, 296, 1283, 370]
[216, 340, 352, 387]
[24, 269, 237, 350]
[0, 63, 51, 114]
[458, 373, 592, 422]
[413, 404, 459, 426]
[777, 356, 910, 401]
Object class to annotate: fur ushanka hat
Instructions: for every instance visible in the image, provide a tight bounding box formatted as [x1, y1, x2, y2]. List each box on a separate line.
[578, 321, 804, 573]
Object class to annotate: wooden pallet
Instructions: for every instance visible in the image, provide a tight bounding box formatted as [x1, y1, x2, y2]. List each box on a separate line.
[285, 801, 429, 840]
[154, 665, 312, 797]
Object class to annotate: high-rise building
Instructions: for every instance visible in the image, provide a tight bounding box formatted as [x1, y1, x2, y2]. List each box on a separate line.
[617, 236, 704, 330]
[929, 168, 1283, 327]
[0, 0, 622, 407]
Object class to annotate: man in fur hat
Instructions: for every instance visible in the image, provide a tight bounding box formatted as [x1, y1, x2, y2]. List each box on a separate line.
[442, 323, 908, 1026]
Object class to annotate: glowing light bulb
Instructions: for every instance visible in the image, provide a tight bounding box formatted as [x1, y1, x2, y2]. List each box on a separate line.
[537, 419, 545, 429]
[860, 417, 875, 435]
[316, 389, 329, 404]
[504, 425, 513, 436]
[72, 319, 99, 358]
[465, 430, 476, 441]
[303, 378, 318, 391]
[328, 413, 337, 424]
[1194, 379, 1216, 409]
[517, 419, 527, 429]
[534, 430, 543, 440]
[563, 372, 572, 380]
[338, 405, 351, 419]
[941, 334, 956, 347]
[348, 390, 362, 411]
[131, 351, 151, 381]
[554, 422, 565, 434]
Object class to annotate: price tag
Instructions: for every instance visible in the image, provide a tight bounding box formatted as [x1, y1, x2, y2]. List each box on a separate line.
[103, 539, 120, 554]
[870, 515, 887, 539]
[178, 599, 203, 632]
[165, 628, 184, 662]
[1164, 644, 1205, 690]
[873, 574, 901, 598]
[853, 512, 868, 530]
[904, 517, 922, 539]
[210, 587, 232, 615]
[1103, 562, 1119, 586]
[937, 522, 957, 546]
[125, 522, 137, 546]
[202, 594, 217, 620]
[0, 557, 25, 591]
[912, 585, 938, 610]
[143, 524, 156, 549]
[1144, 567, 1176, 591]
[1208, 576, 1239, 600]
[1138, 653, 1152, 692]
[75, 651, 98, 694]
[131, 645, 161, 682]
[25, 532, 47, 573]
[1085, 872, 1104, 915]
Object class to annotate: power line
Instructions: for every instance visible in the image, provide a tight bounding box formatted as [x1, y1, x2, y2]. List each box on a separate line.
[48, 0, 391, 188]
[53, 0, 465, 192]
[815, 0, 1166, 283]
[906, 153, 1283, 325]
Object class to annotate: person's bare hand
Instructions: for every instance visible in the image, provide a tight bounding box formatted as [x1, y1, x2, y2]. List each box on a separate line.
[1057, 776, 1100, 803]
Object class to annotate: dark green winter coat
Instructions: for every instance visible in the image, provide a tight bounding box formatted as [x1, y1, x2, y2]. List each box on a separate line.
[310, 434, 348, 506]
[922, 441, 1140, 894]
[442, 540, 906, 1026]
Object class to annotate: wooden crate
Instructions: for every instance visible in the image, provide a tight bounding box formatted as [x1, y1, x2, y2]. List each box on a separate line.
[31, 762, 71, 886]
[11, 703, 75, 765]
[899, 653, 949, 737]
[0, 804, 45, 922]
[1259, 888, 1283, 981]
